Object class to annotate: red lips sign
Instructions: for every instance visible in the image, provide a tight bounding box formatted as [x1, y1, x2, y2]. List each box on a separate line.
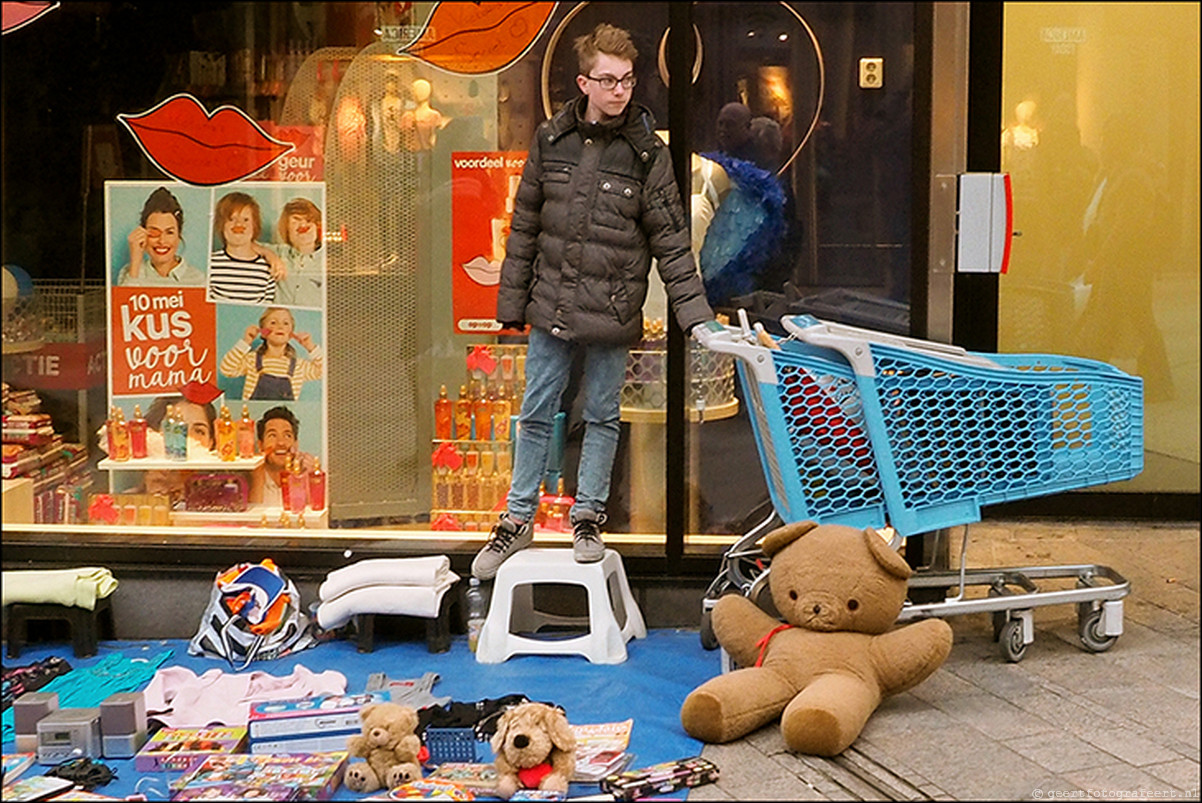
[117, 94, 295, 186]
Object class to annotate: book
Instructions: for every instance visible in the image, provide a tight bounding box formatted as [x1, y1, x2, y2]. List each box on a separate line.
[569, 719, 634, 782]
[1, 753, 36, 784]
[424, 762, 499, 795]
[0, 774, 74, 802]
[135, 726, 248, 773]
[369, 777, 475, 800]
[248, 691, 390, 740]
[170, 751, 347, 801]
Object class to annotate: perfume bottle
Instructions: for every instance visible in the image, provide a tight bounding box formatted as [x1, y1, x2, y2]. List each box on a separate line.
[216, 405, 237, 462]
[129, 405, 148, 459]
[434, 384, 453, 441]
[164, 405, 184, 461]
[238, 405, 256, 458]
[492, 387, 512, 441]
[473, 386, 492, 442]
[308, 457, 327, 511]
[279, 458, 293, 512]
[288, 456, 309, 512]
[104, 407, 117, 457]
[516, 352, 527, 399]
[464, 446, 480, 510]
[453, 384, 472, 441]
[432, 464, 450, 510]
[110, 408, 131, 462]
[479, 449, 496, 509]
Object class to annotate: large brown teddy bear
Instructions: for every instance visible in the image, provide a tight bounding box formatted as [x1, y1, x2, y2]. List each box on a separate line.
[681, 520, 953, 757]
[344, 702, 423, 793]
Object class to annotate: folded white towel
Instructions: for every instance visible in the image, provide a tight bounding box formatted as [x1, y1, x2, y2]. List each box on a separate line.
[315, 574, 459, 631]
[319, 556, 452, 601]
[2, 567, 119, 611]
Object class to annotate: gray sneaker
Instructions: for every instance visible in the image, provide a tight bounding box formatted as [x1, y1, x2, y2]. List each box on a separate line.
[472, 514, 533, 580]
[572, 512, 606, 563]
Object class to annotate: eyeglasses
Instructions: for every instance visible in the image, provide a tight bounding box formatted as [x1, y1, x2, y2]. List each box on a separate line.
[585, 73, 637, 91]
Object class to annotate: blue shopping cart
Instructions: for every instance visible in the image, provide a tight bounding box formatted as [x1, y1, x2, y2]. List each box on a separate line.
[697, 312, 1139, 662]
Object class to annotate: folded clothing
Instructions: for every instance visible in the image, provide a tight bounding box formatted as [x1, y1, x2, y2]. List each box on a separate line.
[319, 556, 452, 600]
[315, 573, 458, 631]
[143, 664, 347, 730]
[2, 567, 118, 611]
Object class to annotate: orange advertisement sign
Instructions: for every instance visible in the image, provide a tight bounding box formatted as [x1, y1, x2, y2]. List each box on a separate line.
[109, 286, 217, 396]
[450, 151, 526, 334]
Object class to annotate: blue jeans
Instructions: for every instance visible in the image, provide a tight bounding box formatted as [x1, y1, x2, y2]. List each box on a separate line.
[506, 327, 627, 524]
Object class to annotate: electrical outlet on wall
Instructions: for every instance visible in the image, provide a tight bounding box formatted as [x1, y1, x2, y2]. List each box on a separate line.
[859, 57, 884, 89]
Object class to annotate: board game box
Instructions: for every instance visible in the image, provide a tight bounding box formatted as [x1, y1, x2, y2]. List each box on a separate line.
[247, 691, 390, 742]
[170, 751, 347, 801]
[134, 726, 247, 773]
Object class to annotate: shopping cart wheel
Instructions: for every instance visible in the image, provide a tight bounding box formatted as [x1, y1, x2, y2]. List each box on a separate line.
[1077, 609, 1117, 653]
[700, 607, 720, 651]
[999, 619, 1028, 663]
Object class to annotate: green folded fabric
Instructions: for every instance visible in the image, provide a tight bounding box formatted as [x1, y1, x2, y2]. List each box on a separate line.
[1, 567, 118, 610]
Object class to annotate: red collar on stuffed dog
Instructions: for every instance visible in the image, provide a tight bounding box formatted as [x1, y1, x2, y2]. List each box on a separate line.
[517, 762, 554, 788]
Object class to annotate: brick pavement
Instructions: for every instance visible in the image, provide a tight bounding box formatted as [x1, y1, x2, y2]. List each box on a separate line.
[688, 520, 1200, 801]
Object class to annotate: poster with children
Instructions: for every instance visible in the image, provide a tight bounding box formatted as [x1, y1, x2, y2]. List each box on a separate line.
[104, 180, 328, 516]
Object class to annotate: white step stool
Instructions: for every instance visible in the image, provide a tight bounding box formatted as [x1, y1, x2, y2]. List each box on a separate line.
[475, 548, 646, 664]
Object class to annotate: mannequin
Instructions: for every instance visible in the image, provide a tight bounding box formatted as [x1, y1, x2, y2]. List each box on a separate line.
[400, 78, 448, 151]
[691, 153, 732, 257]
[379, 72, 405, 154]
[1003, 100, 1040, 154]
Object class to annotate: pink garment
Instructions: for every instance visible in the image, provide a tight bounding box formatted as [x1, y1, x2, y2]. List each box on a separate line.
[143, 664, 347, 729]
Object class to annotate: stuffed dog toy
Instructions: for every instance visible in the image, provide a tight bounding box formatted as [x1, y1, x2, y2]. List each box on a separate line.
[490, 702, 576, 799]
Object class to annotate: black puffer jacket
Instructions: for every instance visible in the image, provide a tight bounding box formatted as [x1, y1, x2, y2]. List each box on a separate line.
[496, 96, 713, 345]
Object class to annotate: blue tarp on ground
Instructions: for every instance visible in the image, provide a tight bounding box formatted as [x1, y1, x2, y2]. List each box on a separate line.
[2, 629, 719, 800]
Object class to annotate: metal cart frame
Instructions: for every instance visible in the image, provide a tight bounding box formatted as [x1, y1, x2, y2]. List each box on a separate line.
[697, 312, 1140, 662]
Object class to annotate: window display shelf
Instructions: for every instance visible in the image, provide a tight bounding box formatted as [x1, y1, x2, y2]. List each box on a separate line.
[98, 455, 264, 471]
[2, 340, 45, 355]
[170, 505, 327, 528]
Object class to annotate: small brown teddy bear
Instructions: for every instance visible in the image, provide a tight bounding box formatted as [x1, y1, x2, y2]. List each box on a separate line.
[344, 702, 423, 793]
[490, 702, 577, 800]
[681, 520, 953, 757]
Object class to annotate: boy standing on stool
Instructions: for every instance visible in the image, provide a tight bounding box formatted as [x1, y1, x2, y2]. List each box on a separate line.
[472, 23, 718, 580]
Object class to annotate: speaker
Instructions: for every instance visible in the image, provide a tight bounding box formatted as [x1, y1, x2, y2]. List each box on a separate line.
[12, 691, 58, 734]
[100, 692, 146, 736]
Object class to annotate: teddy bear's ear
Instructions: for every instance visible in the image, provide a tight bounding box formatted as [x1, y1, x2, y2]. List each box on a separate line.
[863, 527, 912, 579]
[359, 704, 377, 721]
[760, 520, 819, 557]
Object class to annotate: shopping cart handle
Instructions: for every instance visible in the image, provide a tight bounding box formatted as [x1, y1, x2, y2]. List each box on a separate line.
[693, 312, 780, 384]
[782, 314, 1001, 376]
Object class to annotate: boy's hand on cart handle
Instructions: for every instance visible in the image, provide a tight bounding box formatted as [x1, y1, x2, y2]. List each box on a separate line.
[691, 319, 725, 349]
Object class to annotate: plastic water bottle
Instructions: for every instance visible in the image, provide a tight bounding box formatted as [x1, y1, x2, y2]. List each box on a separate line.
[466, 578, 487, 653]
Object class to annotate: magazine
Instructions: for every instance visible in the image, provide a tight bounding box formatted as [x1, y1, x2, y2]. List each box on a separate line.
[569, 719, 634, 783]
[1, 753, 36, 785]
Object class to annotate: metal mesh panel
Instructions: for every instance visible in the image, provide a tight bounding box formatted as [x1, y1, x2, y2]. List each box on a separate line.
[31, 280, 106, 342]
[321, 44, 424, 519]
[621, 346, 737, 413]
[865, 345, 1143, 524]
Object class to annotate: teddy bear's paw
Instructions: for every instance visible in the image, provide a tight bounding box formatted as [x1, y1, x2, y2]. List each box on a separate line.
[782, 707, 854, 757]
[386, 762, 421, 789]
[344, 763, 382, 793]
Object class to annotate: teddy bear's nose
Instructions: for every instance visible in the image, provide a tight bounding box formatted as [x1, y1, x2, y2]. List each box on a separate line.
[812, 604, 822, 615]
[513, 734, 530, 749]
